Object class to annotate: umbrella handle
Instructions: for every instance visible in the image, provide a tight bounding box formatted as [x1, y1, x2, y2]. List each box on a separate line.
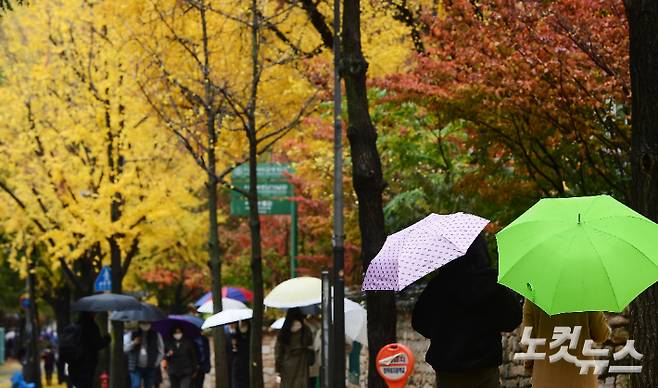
[526, 282, 536, 302]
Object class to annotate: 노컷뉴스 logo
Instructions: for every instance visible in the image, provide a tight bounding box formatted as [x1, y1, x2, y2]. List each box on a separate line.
[514, 326, 643, 374]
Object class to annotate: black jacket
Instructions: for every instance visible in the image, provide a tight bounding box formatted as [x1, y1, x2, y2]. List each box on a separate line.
[411, 234, 522, 373]
[166, 337, 198, 377]
[230, 328, 250, 388]
[68, 314, 110, 378]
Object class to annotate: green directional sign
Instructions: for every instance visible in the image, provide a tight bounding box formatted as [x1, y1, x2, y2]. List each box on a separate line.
[230, 163, 292, 216]
[230, 162, 298, 277]
[230, 182, 292, 216]
[231, 163, 291, 181]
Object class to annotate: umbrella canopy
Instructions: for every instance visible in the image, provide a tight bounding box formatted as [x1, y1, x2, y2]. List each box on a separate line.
[264, 277, 321, 309]
[202, 309, 253, 330]
[270, 299, 367, 345]
[344, 299, 367, 345]
[270, 317, 285, 330]
[497, 195, 658, 315]
[109, 302, 166, 322]
[362, 212, 490, 291]
[197, 298, 248, 314]
[72, 293, 141, 312]
[152, 315, 203, 339]
[194, 287, 254, 307]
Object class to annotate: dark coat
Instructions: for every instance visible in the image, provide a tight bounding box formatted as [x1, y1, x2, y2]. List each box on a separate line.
[193, 335, 211, 374]
[166, 337, 198, 377]
[412, 234, 522, 373]
[275, 324, 313, 388]
[126, 329, 161, 370]
[68, 314, 109, 380]
[230, 328, 250, 388]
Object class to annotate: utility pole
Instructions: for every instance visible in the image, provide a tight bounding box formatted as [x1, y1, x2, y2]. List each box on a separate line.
[332, 0, 346, 384]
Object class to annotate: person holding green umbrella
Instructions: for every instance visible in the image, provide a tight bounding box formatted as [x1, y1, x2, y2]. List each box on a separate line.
[497, 195, 658, 388]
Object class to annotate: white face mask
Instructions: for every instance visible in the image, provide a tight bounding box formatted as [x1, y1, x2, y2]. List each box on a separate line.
[140, 323, 151, 331]
[173, 333, 183, 341]
[290, 321, 302, 333]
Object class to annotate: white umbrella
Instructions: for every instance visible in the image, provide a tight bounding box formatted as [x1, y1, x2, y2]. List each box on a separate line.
[344, 299, 367, 345]
[264, 277, 321, 309]
[270, 317, 285, 330]
[270, 299, 368, 346]
[197, 297, 247, 314]
[201, 308, 253, 330]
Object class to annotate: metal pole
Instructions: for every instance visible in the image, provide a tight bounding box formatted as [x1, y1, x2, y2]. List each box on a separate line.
[332, 0, 346, 383]
[321, 270, 332, 388]
[290, 185, 298, 278]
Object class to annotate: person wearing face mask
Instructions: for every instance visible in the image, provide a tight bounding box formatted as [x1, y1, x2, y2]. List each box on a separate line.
[275, 308, 313, 388]
[124, 321, 165, 388]
[165, 325, 198, 388]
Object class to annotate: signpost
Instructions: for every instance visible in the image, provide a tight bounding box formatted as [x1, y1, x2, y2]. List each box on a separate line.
[375, 344, 415, 388]
[230, 163, 298, 277]
[95, 266, 112, 293]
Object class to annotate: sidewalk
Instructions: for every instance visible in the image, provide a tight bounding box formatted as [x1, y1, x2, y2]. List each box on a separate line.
[0, 360, 65, 388]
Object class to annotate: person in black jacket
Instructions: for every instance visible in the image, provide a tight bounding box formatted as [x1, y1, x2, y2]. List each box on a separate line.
[67, 312, 110, 388]
[229, 320, 250, 388]
[192, 334, 210, 388]
[412, 233, 522, 388]
[165, 325, 198, 388]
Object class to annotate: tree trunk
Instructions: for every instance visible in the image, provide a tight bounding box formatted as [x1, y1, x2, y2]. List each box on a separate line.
[24, 258, 42, 388]
[624, 1, 658, 387]
[247, 137, 265, 388]
[109, 237, 126, 388]
[52, 285, 71, 384]
[207, 120, 230, 388]
[342, 0, 396, 386]
[247, 1, 265, 385]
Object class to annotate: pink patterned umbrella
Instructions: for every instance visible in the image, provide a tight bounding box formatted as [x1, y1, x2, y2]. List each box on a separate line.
[362, 212, 490, 291]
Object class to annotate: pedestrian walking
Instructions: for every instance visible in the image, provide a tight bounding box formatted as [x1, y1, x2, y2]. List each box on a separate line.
[412, 234, 522, 388]
[275, 308, 313, 388]
[522, 300, 610, 388]
[41, 344, 56, 386]
[305, 316, 322, 388]
[61, 312, 110, 388]
[124, 321, 165, 388]
[165, 325, 198, 388]
[229, 321, 250, 388]
[192, 334, 210, 388]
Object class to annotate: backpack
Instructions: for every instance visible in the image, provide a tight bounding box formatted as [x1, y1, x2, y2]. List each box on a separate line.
[58, 324, 83, 364]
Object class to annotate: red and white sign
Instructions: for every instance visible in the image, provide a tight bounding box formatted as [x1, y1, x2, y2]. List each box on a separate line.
[376, 343, 415, 388]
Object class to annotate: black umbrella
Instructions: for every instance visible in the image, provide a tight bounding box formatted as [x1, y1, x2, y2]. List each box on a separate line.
[72, 293, 141, 312]
[109, 302, 167, 322]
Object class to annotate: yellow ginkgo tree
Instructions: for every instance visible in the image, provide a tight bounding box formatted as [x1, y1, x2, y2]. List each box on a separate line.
[0, 1, 207, 385]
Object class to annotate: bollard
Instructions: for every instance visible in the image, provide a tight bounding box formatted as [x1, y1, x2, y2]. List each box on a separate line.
[375, 343, 415, 388]
[100, 371, 109, 388]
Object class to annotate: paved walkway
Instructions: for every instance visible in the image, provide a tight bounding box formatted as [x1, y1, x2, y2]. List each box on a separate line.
[0, 360, 65, 388]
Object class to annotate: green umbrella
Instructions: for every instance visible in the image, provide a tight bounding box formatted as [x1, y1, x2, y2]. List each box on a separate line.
[497, 195, 658, 315]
